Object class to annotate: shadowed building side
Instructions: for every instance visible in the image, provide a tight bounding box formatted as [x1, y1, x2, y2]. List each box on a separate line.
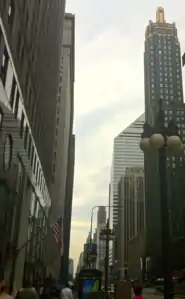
[110, 113, 144, 274]
[48, 13, 75, 277]
[144, 7, 185, 277]
[0, 0, 66, 288]
[61, 134, 75, 281]
[117, 167, 145, 280]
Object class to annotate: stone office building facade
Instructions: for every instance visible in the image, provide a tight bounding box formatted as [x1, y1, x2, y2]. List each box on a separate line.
[0, 1, 64, 290]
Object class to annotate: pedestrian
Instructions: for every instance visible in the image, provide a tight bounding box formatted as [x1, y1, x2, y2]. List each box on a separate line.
[39, 285, 44, 299]
[132, 282, 145, 299]
[61, 284, 73, 299]
[0, 281, 13, 299]
[15, 287, 39, 299]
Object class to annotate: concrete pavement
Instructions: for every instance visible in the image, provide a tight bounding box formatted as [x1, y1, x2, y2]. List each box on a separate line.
[143, 288, 184, 299]
[143, 288, 163, 299]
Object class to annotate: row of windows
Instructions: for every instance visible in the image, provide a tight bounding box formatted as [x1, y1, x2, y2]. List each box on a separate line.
[159, 61, 180, 70]
[164, 110, 185, 116]
[151, 91, 181, 101]
[159, 83, 174, 88]
[150, 81, 181, 91]
[151, 70, 173, 79]
[0, 33, 48, 203]
[164, 116, 185, 131]
[153, 57, 180, 68]
[4, 0, 41, 64]
[151, 65, 179, 73]
[159, 69, 180, 77]
[115, 145, 142, 151]
[158, 57, 180, 68]
[151, 95, 182, 103]
[151, 75, 181, 85]
[1, 6, 43, 146]
[158, 77, 180, 84]
[0, 154, 24, 273]
[0, 108, 3, 129]
[27, 190, 47, 264]
[115, 154, 143, 159]
[151, 50, 174, 57]
[124, 177, 145, 240]
[51, 56, 64, 182]
[149, 37, 173, 49]
[150, 44, 172, 53]
[158, 49, 179, 56]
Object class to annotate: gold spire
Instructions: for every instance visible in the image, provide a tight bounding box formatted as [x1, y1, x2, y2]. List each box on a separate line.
[156, 7, 165, 23]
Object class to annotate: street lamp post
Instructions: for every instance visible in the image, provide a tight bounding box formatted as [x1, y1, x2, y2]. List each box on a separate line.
[89, 205, 122, 245]
[90, 206, 99, 245]
[140, 99, 183, 299]
[100, 219, 115, 292]
[105, 219, 109, 293]
[89, 205, 123, 289]
[88, 206, 100, 269]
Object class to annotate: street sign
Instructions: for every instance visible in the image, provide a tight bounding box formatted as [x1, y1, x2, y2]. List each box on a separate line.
[87, 244, 97, 261]
[83, 243, 97, 263]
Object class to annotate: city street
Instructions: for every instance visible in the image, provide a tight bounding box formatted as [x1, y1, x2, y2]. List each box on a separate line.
[143, 288, 185, 299]
[1, 0, 185, 292]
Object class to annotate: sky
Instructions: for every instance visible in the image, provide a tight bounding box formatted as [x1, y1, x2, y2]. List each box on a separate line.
[66, 0, 185, 272]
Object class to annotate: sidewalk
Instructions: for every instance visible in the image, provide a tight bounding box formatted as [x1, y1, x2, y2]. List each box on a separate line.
[143, 288, 185, 299]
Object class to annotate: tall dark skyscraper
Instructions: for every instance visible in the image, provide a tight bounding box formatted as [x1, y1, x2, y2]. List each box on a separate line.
[144, 7, 184, 124]
[144, 8, 185, 276]
[0, 0, 66, 290]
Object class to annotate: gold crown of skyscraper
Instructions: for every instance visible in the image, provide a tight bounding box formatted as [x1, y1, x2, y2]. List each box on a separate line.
[156, 7, 165, 23]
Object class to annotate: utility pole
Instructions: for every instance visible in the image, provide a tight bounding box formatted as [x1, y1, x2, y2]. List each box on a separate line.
[104, 219, 110, 292]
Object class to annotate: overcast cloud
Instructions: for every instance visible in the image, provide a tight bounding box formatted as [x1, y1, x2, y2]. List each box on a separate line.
[66, 0, 185, 271]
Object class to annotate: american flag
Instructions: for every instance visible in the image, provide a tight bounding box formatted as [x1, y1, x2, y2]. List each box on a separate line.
[51, 217, 63, 254]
